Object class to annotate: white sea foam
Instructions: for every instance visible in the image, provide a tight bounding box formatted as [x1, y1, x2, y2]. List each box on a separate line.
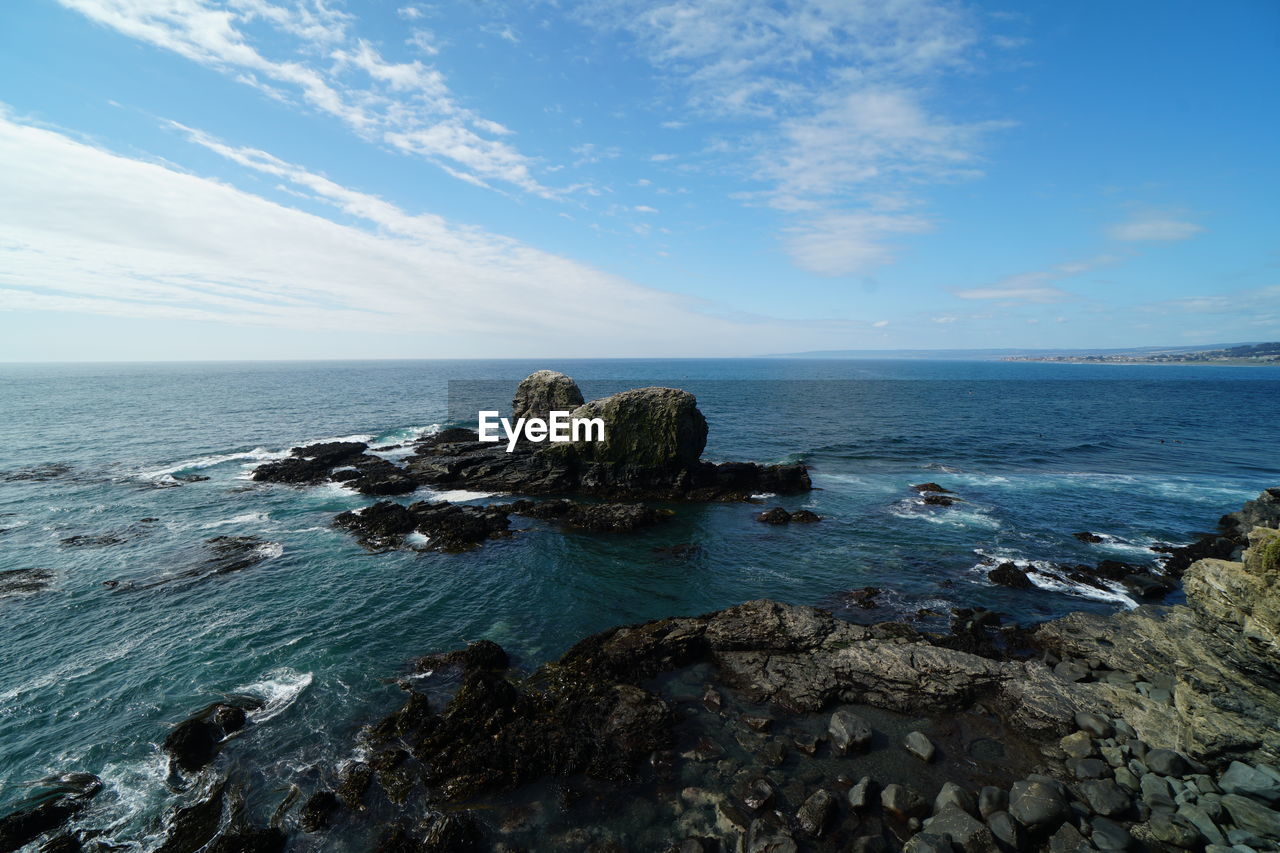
[254, 541, 285, 560]
[142, 447, 287, 481]
[889, 498, 1002, 530]
[420, 488, 496, 503]
[235, 668, 313, 724]
[972, 551, 1138, 609]
[200, 511, 269, 529]
[750, 493, 776, 500]
[405, 531, 431, 547]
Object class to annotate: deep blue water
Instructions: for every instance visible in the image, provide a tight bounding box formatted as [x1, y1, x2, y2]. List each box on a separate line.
[1, 358, 1278, 847]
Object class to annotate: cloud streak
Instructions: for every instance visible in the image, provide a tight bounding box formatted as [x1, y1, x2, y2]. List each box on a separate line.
[0, 111, 847, 356]
[56, 0, 552, 196]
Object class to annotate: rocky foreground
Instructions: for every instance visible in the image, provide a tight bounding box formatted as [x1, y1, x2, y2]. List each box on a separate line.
[8, 488, 1280, 852]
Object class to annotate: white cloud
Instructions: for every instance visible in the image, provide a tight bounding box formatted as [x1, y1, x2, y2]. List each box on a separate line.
[580, 0, 1010, 276]
[784, 211, 932, 276]
[0, 112, 834, 355]
[1108, 216, 1204, 242]
[634, 205, 659, 213]
[954, 255, 1117, 302]
[55, 0, 551, 195]
[872, 319, 889, 328]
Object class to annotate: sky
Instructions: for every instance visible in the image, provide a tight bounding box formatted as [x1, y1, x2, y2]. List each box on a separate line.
[0, 0, 1277, 360]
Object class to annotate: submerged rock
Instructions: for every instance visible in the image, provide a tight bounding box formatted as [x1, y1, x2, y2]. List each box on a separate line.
[163, 700, 260, 773]
[0, 568, 55, 599]
[0, 774, 101, 853]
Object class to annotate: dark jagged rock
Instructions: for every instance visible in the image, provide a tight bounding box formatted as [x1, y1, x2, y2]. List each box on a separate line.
[0, 774, 101, 853]
[511, 499, 672, 533]
[399, 372, 810, 501]
[512, 370, 585, 423]
[791, 509, 821, 523]
[298, 790, 338, 832]
[0, 463, 73, 482]
[1073, 531, 1105, 543]
[921, 493, 957, 506]
[335, 762, 373, 810]
[334, 500, 510, 552]
[757, 507, 791, 524]
[0, 568, 55, 599]
[107, 536, 281, 591]
[414, 639, 509, 674]
[59, 534, 125, 548]
[253, 441, 369, 484]
[911, 482, 951, 493]
[988, 561, 1035, 590]
[162, 700, 260, 773]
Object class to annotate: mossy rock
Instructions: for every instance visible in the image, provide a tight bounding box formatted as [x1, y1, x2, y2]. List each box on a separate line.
[568, 387, 707, 469]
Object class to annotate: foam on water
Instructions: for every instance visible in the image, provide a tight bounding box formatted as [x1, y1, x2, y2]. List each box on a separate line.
[419, 488, 497, 503]
[972, 551, 1138, 609]
[235, 668, 314, 725]
[141, 447, 288, 481]
[200, 511, 270, 529]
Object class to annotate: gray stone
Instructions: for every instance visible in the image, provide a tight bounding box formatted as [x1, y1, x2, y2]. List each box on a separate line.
[1075, 712, 1115, 738]
[1177, 802, 1226, 846]
[849, 837, 890, 853]
[511, 370, 584, 423]
[1221, 793, 1280, 838]
[1114, 767, 1139, 793]
[1009, 779, 1071, 830]
[934, 782, 977, 817]
[742, 777, 776, 812]
[1055, 660, 1090, 682]
[1068, 757, 1110, 780]
[1100, 746, 1125, 768]
[1146, 749, 1189, 778]
[1220, 762, 1280, 805]
[1061, 730, 1096, 759]
[1080, 779, 1131, 817]
[923, 805, 994, 853]
[1047, 822, 1092, 852]
[903, 731, 935, 763]
[1141, 773, 1175, 809]
[848, 776, 875, 811]
[978, 786, 1008, 820]
[1147, 814, 1200, 848]
[746, 819, 798, 853]
[795, 789, 837, 837]
[987, 810, 1022, 850]
[1126, 739, 1147, 760]
[901, 833, 952, 853]
[1090, 816, 1133, 850]
[828, 709, 873, 755]
[882, 784, 928, 820]
[1113, 720, 1136, 739]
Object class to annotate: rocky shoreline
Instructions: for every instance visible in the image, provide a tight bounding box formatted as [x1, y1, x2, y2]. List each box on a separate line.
[5, 371, 1280, 853]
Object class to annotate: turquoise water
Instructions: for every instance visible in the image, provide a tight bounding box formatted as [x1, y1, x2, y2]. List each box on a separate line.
[1, 358, 1277, 846]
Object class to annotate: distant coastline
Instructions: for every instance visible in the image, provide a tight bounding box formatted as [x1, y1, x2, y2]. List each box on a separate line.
[1002, 341, 1280, 366]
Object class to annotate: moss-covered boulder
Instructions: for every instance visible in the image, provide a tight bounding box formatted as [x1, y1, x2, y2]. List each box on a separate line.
[567, 387, 707, 469]
[511, 370, 584, 423]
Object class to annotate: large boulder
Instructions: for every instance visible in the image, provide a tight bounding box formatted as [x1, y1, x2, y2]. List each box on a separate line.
[568, 387, 708, 469]
[511, 370, 584, 423]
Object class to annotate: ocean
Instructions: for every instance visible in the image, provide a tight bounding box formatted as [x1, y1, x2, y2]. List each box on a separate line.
[2, 358, 1278, 848]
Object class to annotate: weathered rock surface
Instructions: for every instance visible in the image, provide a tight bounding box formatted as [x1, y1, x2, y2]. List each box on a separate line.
[163, 699, 261, 773]
[0, 774, 101, 853]
[1035, 513, 1280, 763]
[511, 370, 585, 423]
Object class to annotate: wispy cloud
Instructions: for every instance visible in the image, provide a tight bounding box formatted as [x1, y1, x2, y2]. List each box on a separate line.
[580, 0, 1013, 275]
[1107, 215, 1204, 242]
[56, 0, 552, 196]
[955, 255, 1118, 302]
[0, 111, 838, 355]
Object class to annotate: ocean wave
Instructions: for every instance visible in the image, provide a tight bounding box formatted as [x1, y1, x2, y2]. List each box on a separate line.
[234, 668, 313, 725]
[199, 511, 269, 530]
[889, 498, 1002, 530]
[973, 551, 1138, 609]
[142, 447, 288, 481]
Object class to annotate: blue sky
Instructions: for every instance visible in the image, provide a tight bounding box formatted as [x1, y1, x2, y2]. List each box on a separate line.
[0, 0, 1276, 359]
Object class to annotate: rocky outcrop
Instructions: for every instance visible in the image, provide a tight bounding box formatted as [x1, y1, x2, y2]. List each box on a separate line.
[0, 774, 101, 853]
[1036, 509, 1280, 764]
[163, 699, 262, 773]
[510, 370, 584, 422]
[250, 371, 810, 502]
